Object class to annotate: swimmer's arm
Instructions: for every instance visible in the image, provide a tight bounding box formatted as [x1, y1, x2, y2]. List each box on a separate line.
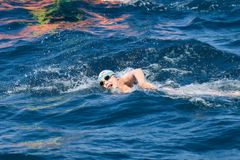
[131, 68, 157, 90]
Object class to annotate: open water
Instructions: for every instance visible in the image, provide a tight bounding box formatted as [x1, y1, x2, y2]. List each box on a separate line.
[0, 0, 240, 159]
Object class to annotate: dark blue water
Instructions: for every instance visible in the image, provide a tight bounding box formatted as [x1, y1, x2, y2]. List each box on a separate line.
[0, 0, 240, 159]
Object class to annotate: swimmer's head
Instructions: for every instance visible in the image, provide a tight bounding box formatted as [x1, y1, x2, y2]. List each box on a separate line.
[98, 70, 115, 81]
[98, 70, 118, 89]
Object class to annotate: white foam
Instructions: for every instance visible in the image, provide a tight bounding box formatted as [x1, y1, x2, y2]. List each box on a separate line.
[61, 76, 96, 93]
[158, 79, 240, 98]
[7, 85, 29, 94]
[115, 67, 135, 77]
[147, 63, 161, 70]
[189, 97, 214, 107]
[6, 63, 99, 95]
[33, 65, 61, 74]
[161, 68, 192, 75]
[163, 55, 182, 63]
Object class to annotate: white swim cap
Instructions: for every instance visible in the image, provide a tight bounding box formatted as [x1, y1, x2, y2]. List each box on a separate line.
[98, 70, 115, 81]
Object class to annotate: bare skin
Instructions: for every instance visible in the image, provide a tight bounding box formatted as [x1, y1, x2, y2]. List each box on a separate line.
[102, 68, 156, 93]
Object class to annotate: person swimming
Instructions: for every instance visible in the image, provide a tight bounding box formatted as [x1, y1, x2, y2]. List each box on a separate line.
[98, 69, 240, 97]
[98, 68, 156, 93]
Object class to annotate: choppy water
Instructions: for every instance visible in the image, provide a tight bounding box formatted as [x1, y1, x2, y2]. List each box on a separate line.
[0, 0, 240, 159]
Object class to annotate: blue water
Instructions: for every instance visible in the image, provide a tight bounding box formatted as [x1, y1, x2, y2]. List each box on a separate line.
[0, 0, 240, 159]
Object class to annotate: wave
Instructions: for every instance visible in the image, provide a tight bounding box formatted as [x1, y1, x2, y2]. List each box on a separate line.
[6, 65, 97, 96]
[159, 0, 240, 12]
[96, 0, 240, 13]
[1, 1, 240, 159]
[3, 37, 239, 100]
[1, 0, 239, 54]
[0, 153, 44, 160]
[121, 0, 240, 13]
[179, 17, 240, 30]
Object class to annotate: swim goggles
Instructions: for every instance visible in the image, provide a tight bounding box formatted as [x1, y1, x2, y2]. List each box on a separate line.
[99, 75, 111, 86]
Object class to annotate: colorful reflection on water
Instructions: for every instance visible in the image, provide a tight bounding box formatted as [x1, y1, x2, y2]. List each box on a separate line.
[0, 0, 130, 49]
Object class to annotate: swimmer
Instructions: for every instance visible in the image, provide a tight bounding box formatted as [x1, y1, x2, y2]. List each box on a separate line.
[98, 68, 156, 93]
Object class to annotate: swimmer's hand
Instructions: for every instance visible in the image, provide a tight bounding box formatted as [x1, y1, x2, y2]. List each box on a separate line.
[139, 81, 157, 90]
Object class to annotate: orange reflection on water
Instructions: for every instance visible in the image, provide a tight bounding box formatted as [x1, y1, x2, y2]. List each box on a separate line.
[0, 23, 58, 49]
[0, 11, 129, 41]
[0, 0, 130, 49]
[0, 0, 127, 11]
[82, 9, 129, 30]
[0, 0, 54, 11]
[0, 23, 58, 40]
[0, 18, 35, 25]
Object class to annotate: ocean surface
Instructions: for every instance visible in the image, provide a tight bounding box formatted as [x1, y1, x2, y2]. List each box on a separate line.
[0, 0, 240, 159]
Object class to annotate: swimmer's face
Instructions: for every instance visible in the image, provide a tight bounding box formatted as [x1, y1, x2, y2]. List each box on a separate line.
[100, 75, 118, 90]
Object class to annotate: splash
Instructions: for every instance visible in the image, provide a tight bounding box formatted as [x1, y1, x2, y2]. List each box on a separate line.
[158, 79, 240, 98]
[7, 65, 97, 95]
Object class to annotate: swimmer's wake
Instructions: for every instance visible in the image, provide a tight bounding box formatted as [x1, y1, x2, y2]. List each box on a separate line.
[158, 80, 240, 98]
